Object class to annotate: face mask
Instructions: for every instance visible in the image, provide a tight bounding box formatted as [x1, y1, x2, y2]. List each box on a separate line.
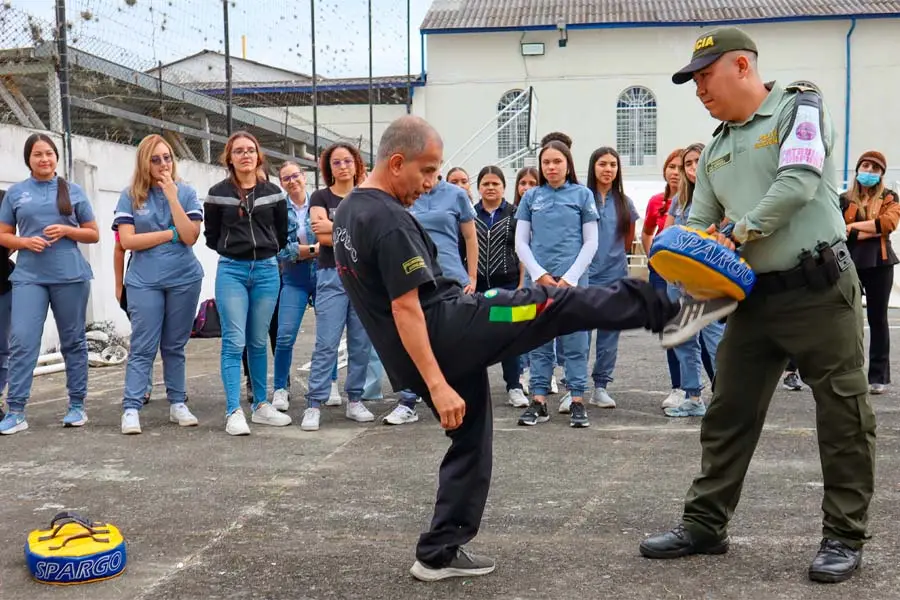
[856, 172, 881, 187]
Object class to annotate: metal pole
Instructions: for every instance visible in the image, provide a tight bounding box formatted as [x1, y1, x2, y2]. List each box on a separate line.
[311, 0, 319, 187]
[54, 0, 73, 178]
[368, 0, 374, 169]
[223, 0, 233, 135]
[406, 0, 411, 114]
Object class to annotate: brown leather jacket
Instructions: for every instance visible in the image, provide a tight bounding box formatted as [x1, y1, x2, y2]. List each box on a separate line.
[842, 188, 900, 261]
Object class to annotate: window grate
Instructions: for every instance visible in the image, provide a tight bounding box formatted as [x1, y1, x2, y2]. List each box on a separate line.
[498, 89, 530, 169]
[616, 86, 657, 168]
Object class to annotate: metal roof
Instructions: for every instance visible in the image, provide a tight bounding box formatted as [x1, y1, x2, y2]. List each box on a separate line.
[420, 0, 900, 32]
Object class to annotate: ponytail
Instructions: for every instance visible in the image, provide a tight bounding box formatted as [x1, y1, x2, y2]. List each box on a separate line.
[57, 177, 73, 216]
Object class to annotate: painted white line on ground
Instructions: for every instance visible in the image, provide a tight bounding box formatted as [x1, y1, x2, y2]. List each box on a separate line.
[297, 336, 348, 373]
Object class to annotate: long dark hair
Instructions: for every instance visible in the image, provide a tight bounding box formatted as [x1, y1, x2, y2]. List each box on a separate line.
[678, 143, 706, 212]
[538, 141, 578, 187]
[320, 142, 365, 187]
[24, 133, 72, 216]
[586, 146, 629, 238]
[513, 166, 539, 206]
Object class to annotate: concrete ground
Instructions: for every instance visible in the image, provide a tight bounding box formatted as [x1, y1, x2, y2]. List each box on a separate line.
[2, 312, 900, 600]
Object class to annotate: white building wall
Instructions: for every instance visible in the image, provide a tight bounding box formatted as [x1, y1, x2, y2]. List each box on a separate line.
[0, 124, 227, 352]
[421, 18, 900, 199]
[150, 54, 308, 85]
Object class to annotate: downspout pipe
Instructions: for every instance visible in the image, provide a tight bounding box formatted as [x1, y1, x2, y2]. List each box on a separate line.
[842, 17, 856, 186]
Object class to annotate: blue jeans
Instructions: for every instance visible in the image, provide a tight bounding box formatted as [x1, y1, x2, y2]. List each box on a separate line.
[363, 346, 385, 399]
[305, 268, 371, 408]
[273, 283, 311, 391]
[124, 281, 202, 411]
[7, 281, 90, 412]
[527, 276, 589, 396]
[667, 283, 724, 396]
[216, 257, 281, 415]
[649, 266, 681, 388]
[0, 291, 10, 396]
[589, 265, 628, 388]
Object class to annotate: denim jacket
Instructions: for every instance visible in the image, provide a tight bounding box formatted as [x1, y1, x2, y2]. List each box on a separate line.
[279, 196, 317, 294]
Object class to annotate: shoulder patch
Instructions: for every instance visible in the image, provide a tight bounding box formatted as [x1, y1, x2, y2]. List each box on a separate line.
[778, 88, 826, 175]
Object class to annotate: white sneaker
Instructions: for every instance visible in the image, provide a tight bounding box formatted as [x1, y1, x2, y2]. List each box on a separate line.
[662, 389, 685, 409]
[301, 407, 320, 431]
[590, 388, 616, 408]
[121, 409, 141, 435]
[226, 410, 250, 436]
[507, 388, 528, 408]
[345, 400, 375, 423]
[169, 403, 198, 427]
[251, 402, 292, 426]
[383, 404, 419, 425]
[325, 382, 342, 406]
[521, 368, 530, 394]
[272, 388, 290, 412]
[550, 376, 559, 394]
[558, 392, 572, 414]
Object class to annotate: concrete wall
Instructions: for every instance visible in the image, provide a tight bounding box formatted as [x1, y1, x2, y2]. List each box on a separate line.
[0, 123, 228, 352]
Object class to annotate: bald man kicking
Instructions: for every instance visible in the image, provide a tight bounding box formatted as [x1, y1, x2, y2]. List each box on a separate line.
[332, 115, 735, 582]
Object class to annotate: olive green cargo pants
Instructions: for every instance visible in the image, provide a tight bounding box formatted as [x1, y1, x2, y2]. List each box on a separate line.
[682, 265, 876, 549]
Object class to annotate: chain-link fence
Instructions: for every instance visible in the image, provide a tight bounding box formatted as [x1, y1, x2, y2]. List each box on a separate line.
[0, 0, 417, 176]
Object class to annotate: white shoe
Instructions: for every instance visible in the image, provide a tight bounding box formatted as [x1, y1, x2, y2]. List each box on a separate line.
[662, 389, 685, 409]
[383, 404, 419, 425]
[169, 403, 198, 426]
[226, 410, 250, 436]
[590, 388, 616, 408]
[550, 376, 559, 394]
[301, 407, 320, 431]
[121, 409, 141, 435]
[272, 388, 290, 412]
[325, 382, 342, 406]
[345, 400, 375, 423]
[507, 388, 528, 408]
[521, 368, 530, 394]
[558, 392, 572, 414]
[252, 402, 292, 426]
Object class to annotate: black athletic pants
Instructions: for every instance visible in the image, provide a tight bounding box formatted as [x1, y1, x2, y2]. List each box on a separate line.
[413, 278, 678, 567]
[858, 265, 893, 385]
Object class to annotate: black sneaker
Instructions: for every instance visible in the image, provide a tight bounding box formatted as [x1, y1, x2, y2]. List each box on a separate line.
[783, 372, 803, 391]
[660, 297, 738, 348]
[518, 402, 549, 426]
[410, 547, 496, 582]
[569, 401, 590, 428]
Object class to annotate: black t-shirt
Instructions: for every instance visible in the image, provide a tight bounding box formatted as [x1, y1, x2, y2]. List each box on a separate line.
[310, 188, 345, 269]
[333, 187, 463, 391]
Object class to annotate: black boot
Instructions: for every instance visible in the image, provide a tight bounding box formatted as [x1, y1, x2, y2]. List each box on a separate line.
[639, 523, 728, 559]
[808, 538, 862, 583]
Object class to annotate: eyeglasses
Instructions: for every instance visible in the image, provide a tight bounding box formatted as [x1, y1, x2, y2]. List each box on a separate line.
[331, 158, 354, 168]
[232, 147, 258, 157]
[150, 154, 173, 165]
[281, 172, 304, 182]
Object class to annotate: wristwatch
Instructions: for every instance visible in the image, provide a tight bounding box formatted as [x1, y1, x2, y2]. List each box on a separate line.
[309, 245, 316, 254]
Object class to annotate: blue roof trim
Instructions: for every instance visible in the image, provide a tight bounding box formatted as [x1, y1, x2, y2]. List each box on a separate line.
[200, 81, 426, 95]
[420, 12, 899, 34]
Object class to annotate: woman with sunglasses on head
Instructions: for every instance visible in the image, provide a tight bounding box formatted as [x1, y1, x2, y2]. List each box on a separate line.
[204, 131, 291, 436]
[0, 134, 99, 435]
[301, 143, 375, 431]
[114, 134, 204, 434]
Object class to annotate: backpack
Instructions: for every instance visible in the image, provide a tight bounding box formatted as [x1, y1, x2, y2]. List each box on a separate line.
[190, 298, 221, 338]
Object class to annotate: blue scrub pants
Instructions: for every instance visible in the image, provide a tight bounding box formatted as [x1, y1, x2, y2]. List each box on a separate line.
[7, 281, 90, 412]
[0, 291, 10, 396]
[216, 257, 280, 415]
[123, 281, 202, 411]
[528, 276, 589, 397]
[589, 264, 628, 389]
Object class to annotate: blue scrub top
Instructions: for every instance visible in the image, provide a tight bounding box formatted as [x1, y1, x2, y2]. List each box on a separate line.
[515, 181, 599, 277]
[112, 182, 204, 289]
[408, 180, 476, 286]
[590, 191, 639, 278]
[0, 176, 95, 284]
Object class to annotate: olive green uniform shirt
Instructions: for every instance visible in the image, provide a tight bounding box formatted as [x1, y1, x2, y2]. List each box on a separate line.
[686, 81, 847, 274]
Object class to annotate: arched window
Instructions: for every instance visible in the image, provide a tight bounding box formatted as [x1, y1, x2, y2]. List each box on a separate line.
[497, 89, 530, 168]
[616, 86, 657, 167]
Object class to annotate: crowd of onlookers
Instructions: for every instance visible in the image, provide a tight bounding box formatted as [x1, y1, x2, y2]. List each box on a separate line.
[0, 126, 894, 435]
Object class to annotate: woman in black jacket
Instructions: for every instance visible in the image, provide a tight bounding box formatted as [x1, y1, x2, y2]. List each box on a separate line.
[204, 131, 290, 436]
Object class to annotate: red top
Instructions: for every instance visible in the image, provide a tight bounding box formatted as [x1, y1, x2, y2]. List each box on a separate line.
[643, 192, 672, 236]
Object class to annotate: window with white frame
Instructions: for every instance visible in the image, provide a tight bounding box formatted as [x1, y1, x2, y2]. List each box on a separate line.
[616, 86, 657, 167]
[497, 89, 530, 168]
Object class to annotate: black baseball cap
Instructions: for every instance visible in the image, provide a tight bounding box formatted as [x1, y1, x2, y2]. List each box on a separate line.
[672, 26, 758, 85]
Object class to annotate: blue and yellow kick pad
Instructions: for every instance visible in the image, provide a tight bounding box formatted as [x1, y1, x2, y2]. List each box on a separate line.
[649, 225, 755, 301]
[25, 512, 126, 585]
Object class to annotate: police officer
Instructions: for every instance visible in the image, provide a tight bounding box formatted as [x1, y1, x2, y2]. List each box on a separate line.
[639, 27, 874, 584]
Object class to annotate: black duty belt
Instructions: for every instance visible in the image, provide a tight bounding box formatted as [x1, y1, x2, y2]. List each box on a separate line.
[753, 240, 851, 295]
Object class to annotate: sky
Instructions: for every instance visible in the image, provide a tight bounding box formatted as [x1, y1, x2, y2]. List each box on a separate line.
[5, 0, 432, 78]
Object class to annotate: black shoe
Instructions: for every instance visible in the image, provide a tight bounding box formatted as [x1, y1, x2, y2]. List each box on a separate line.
[410, 547, 496, 582]
[808, 538, 862, 583]
[639, 523, 729, 559]
[518, 402, 549, 426]
[783, 372, 803, 391]
[660, 298, 738, 349]
[569, 401, 590, 428]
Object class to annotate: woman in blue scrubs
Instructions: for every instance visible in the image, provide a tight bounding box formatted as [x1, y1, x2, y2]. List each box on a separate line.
[114, 134, 204, 435]
[0, 134, 100, 435]
[515, 140, 599, 428]
[585, 147, 639, 410]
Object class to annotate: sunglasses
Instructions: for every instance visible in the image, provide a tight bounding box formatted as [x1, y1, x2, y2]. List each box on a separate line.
[150, 154, 173, 165]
